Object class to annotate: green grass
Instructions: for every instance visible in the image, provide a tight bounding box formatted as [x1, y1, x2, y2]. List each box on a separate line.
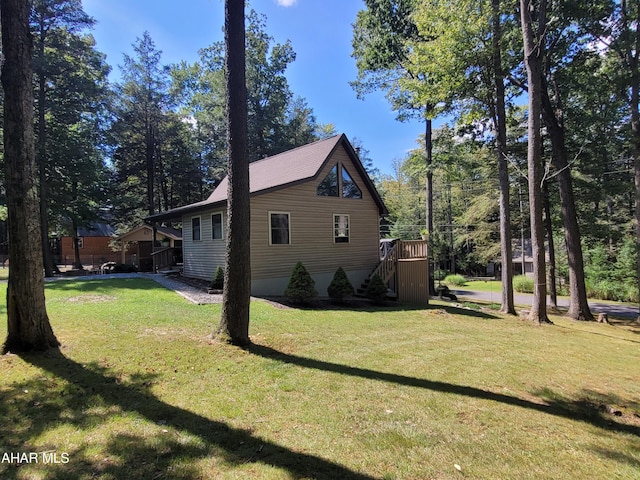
[1, 277, 639, 479]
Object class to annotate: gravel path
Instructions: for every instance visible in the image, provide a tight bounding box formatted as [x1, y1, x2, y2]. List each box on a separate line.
[144, 273, 223, 304]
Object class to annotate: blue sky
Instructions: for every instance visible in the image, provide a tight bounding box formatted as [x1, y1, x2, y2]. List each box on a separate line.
[82, 0, 430, 176]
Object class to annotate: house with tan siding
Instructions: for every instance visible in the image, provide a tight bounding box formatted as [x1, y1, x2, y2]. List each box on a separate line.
[149, 134, 394, 296]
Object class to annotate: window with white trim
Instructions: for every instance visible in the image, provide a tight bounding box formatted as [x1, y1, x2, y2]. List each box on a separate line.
[334, 214, 350, 243]
[212, 212, 223, 240]
[269, 212, 290, 245]
[192, 217, 201, 241]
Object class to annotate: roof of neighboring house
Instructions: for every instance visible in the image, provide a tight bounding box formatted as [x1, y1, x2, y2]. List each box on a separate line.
[76, 222, 116, 237]
[147, 134, 388, 222]
[116, 224, 182, 242]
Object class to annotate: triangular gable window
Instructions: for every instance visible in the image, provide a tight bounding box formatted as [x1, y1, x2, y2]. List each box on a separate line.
[317, 164, 338, 196]
[342, 166, 362, 199]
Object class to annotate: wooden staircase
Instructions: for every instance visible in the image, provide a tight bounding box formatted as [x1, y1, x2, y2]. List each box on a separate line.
[357, 240, 428, 299]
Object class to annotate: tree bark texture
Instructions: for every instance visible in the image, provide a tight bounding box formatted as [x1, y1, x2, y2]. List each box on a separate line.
[218, 0, 251, 346]
[1, 0, 60, 353]
[520, 0, 549, 323]
[492, 0, 515, 315]
[541, 88, 593, 320]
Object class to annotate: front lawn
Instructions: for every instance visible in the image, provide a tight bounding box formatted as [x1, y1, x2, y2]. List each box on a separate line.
[1, 277, 638, 479]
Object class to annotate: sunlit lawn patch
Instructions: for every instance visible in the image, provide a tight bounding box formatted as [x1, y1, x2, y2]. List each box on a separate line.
[0, 277, 638, 479]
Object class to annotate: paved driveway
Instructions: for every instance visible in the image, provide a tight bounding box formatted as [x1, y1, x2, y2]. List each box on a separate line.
[453, 289, 640, 320]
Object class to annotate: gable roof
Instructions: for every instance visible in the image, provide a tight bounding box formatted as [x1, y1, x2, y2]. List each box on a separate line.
[147, 134, 387, 222]
[116, 224, 182, 242]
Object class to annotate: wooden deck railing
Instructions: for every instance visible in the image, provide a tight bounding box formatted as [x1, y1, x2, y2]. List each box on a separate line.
[371, 243, 398, 284]
[397, 240, 428, 259]
[151, 247, 177, 272]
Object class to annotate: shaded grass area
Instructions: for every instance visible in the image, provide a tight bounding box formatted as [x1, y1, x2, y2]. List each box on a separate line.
[1, 277, 639, 479]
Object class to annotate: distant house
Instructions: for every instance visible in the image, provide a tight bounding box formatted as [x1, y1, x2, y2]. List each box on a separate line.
[149, 134, 428, 301]
[116, 224, 182, 272]
[58, 222, 116, 268]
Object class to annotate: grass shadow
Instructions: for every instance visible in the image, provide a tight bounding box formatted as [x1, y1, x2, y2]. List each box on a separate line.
[3, 352, 377, 480]
[248, 344, 640, 438]
[44, 277, 158, 293]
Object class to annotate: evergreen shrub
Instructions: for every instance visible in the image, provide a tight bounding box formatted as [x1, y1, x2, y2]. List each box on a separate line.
[366, 273, 388, 305]
[284, 261, 317, 304]
[327, 267, 354, 303]
[210, 266, 224, 290]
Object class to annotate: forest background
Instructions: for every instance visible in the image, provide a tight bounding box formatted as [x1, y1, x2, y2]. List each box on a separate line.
[0, 0, 638, 305]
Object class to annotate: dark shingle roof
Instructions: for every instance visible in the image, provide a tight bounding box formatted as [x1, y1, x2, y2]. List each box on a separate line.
[147, 134, 387, 222]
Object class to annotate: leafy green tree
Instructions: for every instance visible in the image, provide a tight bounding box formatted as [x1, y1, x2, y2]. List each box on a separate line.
[171, 9, 317, 186]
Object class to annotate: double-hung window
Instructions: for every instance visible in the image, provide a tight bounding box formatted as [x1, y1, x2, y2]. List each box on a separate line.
[334, 214, 350, 243]
[269, 212, 290, 245]
[211, 212, 223, 240]
[192, 217, 201, 241]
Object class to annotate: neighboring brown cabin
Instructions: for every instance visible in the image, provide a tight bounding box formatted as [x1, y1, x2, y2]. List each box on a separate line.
[58, 223, 117, 268]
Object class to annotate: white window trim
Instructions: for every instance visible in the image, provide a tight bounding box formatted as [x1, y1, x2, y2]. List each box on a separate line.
[269, 211, 291, 245]
[191, 216, 202, 242]
[211, 211, 224, 240]
[333, 214, 350, 244]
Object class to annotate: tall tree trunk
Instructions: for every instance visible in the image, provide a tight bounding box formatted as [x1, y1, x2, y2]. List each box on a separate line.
[541, 89, 593, 320]
[36, 23, 57, 277]
[542, 181, 558, 309]
[425, 111, 435, 296]
[217, 0, 251, 346]
[520, 0, 549, 324]
[621, 0, 640, 320]
[146, 121, 155, 216]
[493, 0, 515, 314]
[1, 0, 59, 353]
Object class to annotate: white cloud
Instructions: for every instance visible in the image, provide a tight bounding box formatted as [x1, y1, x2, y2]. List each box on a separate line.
[276, 0, 297, 6]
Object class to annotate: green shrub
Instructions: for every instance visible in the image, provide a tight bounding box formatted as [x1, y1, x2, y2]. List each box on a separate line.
[366, 273, 388, 305]
[210, 266, 224, 290]
[284, 261, 317, 304]
[443, 274, 466, 287]
[513, 274, 534, 293]
[433, 269, 449, 282]
[327, 267, 354, 304]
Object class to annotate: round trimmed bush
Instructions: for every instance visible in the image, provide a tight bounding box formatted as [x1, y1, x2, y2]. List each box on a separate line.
[513, 274, 534, 293]
[443, 274, 466, 287]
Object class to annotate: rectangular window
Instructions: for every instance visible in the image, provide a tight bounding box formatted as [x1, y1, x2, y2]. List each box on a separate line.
[212, 212, 223, 240]
[270, 212, 290, 245]
[192, 217, 201, 241]
[334, 214, 350, 243]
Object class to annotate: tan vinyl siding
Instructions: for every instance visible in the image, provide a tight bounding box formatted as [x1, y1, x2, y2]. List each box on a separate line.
[250, 145, 380, 282]
[182, 210, 226, 280]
